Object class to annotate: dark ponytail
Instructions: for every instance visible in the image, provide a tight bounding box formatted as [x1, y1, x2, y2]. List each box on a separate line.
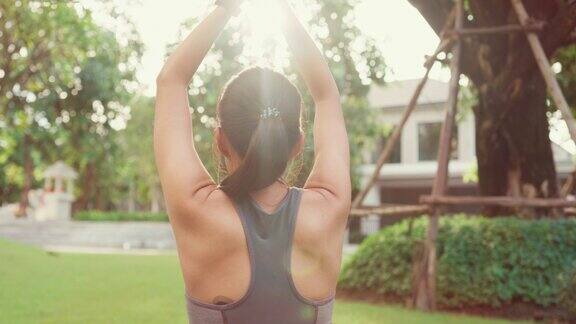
[217, 67, 302, 199]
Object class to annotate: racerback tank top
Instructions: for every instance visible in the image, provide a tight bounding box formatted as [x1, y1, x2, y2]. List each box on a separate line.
[185, 187, 335, 324]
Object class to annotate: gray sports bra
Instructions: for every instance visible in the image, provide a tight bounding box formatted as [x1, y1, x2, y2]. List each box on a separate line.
[185, 187, 335, 324]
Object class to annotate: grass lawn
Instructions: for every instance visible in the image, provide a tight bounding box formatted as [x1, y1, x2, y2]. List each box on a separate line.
[0, 239, 523, 324]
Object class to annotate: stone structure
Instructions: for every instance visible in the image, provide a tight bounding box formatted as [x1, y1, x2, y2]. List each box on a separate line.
[29, 161, 77, 221]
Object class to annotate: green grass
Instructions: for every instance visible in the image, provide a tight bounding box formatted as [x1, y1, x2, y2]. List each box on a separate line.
[74, 211, 168, 222]
[0, 239, 522, 324]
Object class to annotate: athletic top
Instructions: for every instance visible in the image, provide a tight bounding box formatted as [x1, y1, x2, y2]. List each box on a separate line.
[185, 187, 335, 324]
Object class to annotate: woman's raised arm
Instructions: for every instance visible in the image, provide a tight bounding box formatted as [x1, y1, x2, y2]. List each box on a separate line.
[154, 2, 239, 213]
[279, 1, 351, 204]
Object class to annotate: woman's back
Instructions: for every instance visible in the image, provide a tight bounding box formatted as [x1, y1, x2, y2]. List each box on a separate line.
[154, 1, 351, 323]
[179, 186, 345, 323]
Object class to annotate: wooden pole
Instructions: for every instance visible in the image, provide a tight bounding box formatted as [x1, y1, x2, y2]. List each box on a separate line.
[561, 172, 576, 198]
[420, 195, 576, 208]
[510, 0, 576, 143]
[424, 37, 454, 69]
[447, 22, 544, 37]
[351, 9, 457, 210]
[351, 68, 433, 209]
[350, 205, 429, 217]
[414, 0, 463, 312]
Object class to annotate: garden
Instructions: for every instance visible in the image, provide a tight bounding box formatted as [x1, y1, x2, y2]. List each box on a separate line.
[0, 238, 522, 324]
[340, 216, 576, 321]
[1, 0, 576, 323]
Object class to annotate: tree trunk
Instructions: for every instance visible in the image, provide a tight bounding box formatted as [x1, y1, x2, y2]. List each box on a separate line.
[150, 183, 162, 213]
[95, 180, 105, 211]
[0, 184, 5, 207]
[74, 163, 95, 211]
[408, 0, 576, 217]
[475, 72, 559, 216]
[128, 181, 136, 213]
[17, 134, 33, 217]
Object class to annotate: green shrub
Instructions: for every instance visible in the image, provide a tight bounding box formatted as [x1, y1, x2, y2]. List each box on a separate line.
[560, 268, 576, 316]
[74, 211, 169, 222]
[339, 215, 576, 309]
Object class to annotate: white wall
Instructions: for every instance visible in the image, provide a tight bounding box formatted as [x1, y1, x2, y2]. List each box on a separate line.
[358, 102, 477, 238]
[375, 102, 476, 165]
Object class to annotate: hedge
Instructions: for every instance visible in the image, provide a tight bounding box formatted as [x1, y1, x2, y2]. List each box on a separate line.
[74, 211, 169, 222]
[339, 215, 576, 310]
[560, 267, 576, 316]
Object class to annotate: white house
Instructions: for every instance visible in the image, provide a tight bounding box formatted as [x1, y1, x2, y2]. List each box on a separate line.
[355, 79, 574, 239]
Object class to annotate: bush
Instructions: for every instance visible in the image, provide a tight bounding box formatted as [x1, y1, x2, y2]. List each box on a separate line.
[339, 215, 576, 309]
[74, 211, 169, 222]
[560, 269, 576, 317]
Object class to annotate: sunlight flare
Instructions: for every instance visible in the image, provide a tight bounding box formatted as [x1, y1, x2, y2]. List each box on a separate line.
[245, 0, 286, 41]
[241, 0, 289, 68]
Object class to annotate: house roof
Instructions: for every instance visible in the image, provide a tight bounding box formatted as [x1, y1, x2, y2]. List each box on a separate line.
[44, 161, 78, 179]
[368, 79, 450, 109]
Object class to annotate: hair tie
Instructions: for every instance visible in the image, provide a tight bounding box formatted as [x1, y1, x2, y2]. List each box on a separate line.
[260, 106, 281, 120]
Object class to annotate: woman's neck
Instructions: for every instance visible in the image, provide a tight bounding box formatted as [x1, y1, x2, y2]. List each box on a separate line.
[249, 180, 290, 209]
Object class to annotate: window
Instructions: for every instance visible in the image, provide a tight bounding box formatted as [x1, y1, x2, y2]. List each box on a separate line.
[372, 127, 402, 164]
[418, 122, 459, 161]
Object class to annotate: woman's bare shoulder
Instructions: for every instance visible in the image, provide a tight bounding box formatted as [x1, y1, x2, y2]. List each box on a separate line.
[297, 187, 350, 231]
[169, 185, 238, 229]
[299, 187, 351, 212]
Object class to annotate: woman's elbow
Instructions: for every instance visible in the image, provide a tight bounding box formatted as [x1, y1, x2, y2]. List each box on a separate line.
[314, 91, 341, 106]
[155, 67, 187, 87]
[156, 69, 173, 86]
[314, 86, 341, 104]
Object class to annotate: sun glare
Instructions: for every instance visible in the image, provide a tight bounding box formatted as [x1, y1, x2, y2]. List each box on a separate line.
[241, 0, 289, 68]
[246, 0, 286, 41]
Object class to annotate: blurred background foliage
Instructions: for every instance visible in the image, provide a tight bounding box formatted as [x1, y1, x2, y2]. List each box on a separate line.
[0, 0, 388, 213]
[0, 0, 142, 214]
[2, 0, 575, 215]
[173, 0, 388, 191]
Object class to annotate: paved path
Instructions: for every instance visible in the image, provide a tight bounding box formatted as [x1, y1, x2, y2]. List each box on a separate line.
[0, 219, 176, 252]
[0, 218, 359, 255]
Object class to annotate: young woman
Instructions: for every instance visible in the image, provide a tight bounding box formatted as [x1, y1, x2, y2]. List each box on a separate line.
[154, 0, 350, 323]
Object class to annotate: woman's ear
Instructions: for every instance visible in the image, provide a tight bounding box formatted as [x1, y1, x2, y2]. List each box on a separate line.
[215, 126, 230, 158]
[290, 130, 305, 159]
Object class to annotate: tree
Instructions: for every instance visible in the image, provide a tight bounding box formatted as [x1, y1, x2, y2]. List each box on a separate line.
[167, 0, 388, 191]
[409, 0, 576, 215]
[117, 96, 163, 212]
[62, 33, 142, 211]
[0, 0, 101, 212]
[0, 0, 142, 213]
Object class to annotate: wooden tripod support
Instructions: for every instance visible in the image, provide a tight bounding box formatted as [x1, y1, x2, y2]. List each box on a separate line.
[349, 0, 576, 312]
